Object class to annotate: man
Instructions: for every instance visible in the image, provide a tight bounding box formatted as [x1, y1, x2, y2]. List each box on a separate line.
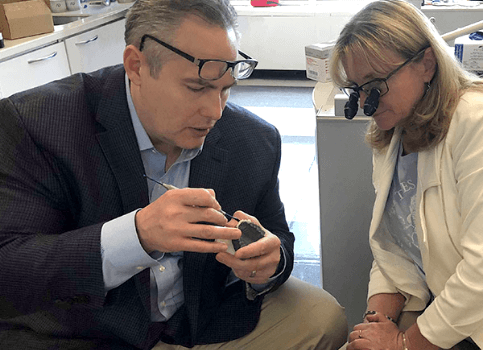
[0, 0, 347, 348]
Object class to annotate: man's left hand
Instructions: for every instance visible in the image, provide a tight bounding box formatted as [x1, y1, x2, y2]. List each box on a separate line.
[215, 211, 281, 285]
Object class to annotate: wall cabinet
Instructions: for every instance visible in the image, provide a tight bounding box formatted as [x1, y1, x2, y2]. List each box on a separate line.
[64, 19, 126, 74]
[0, 42, 71, 98]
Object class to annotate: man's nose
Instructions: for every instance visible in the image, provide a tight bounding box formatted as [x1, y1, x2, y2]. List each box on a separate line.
[201, 90, 226, 121]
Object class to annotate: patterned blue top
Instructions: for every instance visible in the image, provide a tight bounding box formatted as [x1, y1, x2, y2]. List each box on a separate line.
[383, 141, 424, 277]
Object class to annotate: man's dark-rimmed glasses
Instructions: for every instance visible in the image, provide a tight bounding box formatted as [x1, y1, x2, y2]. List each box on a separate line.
[139, 34, 258, 81]
[342, 46, 429, 98]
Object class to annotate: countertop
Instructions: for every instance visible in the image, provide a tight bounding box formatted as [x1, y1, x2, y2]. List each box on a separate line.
[0, 1, 134, 63]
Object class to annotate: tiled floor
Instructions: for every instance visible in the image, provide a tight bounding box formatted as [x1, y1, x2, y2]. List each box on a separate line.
[229, 75, 322, 287]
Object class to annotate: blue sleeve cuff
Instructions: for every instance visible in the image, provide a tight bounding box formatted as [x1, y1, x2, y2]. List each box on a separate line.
[101, 210, 159, 290]
[248, 245, 288, 295]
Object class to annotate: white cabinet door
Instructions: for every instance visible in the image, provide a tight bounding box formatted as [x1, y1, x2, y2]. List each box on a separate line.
[0, 42, 71, 98]
[65, 18, 126, 74]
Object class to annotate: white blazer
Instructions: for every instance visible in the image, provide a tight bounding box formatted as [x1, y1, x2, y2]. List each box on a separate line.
[368, 91, 483, 348]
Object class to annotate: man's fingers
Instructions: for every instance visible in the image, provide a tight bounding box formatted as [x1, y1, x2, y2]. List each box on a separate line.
[180, 239, 230, 254]
[161, 227, 239, 253]
[189, 224, 240, 241]
[174, 188, 222, 211]
[234, 233, 280, 260]
[177, 206, 224, 226]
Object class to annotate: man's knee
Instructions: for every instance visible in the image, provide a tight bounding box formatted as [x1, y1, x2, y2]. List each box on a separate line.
[302, 284, 348, 347]
[266, 277, 348, 348]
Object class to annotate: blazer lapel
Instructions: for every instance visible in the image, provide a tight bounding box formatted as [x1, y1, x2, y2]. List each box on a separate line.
[94, 67, 152, 314]
[416, 141, 443, 251]
[184, 125, 229, 340]
[96, 123, 148, 213]
[189, 126, 227, 192]
[95, 66, 149, 213]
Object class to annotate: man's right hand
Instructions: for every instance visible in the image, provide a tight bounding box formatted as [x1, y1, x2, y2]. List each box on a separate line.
[134, 188, 241, 254]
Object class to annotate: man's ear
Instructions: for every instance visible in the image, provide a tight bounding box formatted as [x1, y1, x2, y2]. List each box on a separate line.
[421, 47, 437, 83]
[124, 45, 143, 86]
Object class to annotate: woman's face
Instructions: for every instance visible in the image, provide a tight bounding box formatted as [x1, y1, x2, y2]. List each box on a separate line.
[343, 48, 435, 131]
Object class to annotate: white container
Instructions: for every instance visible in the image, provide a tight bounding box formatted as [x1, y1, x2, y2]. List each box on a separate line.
[50, 0, 67, 13]
[65, 0, 80, 10]
[305, 43, 334, 83]
[455, 34, 483, 72]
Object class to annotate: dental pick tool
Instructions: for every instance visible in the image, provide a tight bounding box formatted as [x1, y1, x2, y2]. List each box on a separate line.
[143, 174, 240, 222]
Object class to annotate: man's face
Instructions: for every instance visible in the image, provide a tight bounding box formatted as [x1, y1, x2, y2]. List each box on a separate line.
[131, 15, 238, 155]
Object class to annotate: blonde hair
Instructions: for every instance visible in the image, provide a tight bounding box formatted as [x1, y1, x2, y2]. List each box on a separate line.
[329, 0, 483, 153]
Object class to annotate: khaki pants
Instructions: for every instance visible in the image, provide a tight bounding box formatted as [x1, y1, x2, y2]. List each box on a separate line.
[153, 276, 348, 350]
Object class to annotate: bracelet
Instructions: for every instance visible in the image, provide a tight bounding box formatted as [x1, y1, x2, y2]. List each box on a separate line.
[362, 310, 398, 325]
[362, 310, 376, 320]
[401, 332, 409, 350]
[386, 315, 398, 325]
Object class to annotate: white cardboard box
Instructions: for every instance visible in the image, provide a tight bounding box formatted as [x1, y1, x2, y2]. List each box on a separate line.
[455, 35, 483, 72]
[305, 43, 334, 83]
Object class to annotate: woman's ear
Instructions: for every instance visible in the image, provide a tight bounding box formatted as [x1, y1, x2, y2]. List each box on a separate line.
[421, 47, 437, 83]
[123, 45, 143, 86]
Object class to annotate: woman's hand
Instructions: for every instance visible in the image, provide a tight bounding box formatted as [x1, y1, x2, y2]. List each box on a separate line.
[348, 312, 401, 350]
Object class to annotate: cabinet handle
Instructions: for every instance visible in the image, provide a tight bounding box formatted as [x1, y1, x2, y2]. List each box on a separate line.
[27, 51, 58, 64]
[75, 35, 99, 46]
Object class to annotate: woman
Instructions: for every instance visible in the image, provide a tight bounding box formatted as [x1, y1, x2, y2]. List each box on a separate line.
[329, 0, 483, 349]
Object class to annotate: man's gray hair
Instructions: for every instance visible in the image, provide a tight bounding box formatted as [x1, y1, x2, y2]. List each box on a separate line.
[124, 0, 239, 77]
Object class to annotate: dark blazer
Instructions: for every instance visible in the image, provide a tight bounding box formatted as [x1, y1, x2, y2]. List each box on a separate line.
[0, 65, 294, 349]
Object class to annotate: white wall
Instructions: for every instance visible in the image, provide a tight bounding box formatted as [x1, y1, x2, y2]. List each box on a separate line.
[236, 2, 369, 70]
[235, 2, 483, 70]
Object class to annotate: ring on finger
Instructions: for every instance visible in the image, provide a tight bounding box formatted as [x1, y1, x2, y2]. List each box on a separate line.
[358, 329, 362, 339]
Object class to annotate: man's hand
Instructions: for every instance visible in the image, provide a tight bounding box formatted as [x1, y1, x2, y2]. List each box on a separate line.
[215, 211, 281, 284]
[135, 188, 241, 254]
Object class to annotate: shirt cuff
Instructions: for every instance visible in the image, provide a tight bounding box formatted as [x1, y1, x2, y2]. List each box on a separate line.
[246, 245, 288, 300]
[101, 210, 159, 290]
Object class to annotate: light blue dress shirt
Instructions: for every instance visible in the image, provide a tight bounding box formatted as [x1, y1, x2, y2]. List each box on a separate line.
[101, 75, 284, 321]
[101, 75, 201, 322]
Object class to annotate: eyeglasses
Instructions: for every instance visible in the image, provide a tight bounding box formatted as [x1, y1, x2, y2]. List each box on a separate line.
[139, 34, 258, 81]
[342, 46, 429, 98]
